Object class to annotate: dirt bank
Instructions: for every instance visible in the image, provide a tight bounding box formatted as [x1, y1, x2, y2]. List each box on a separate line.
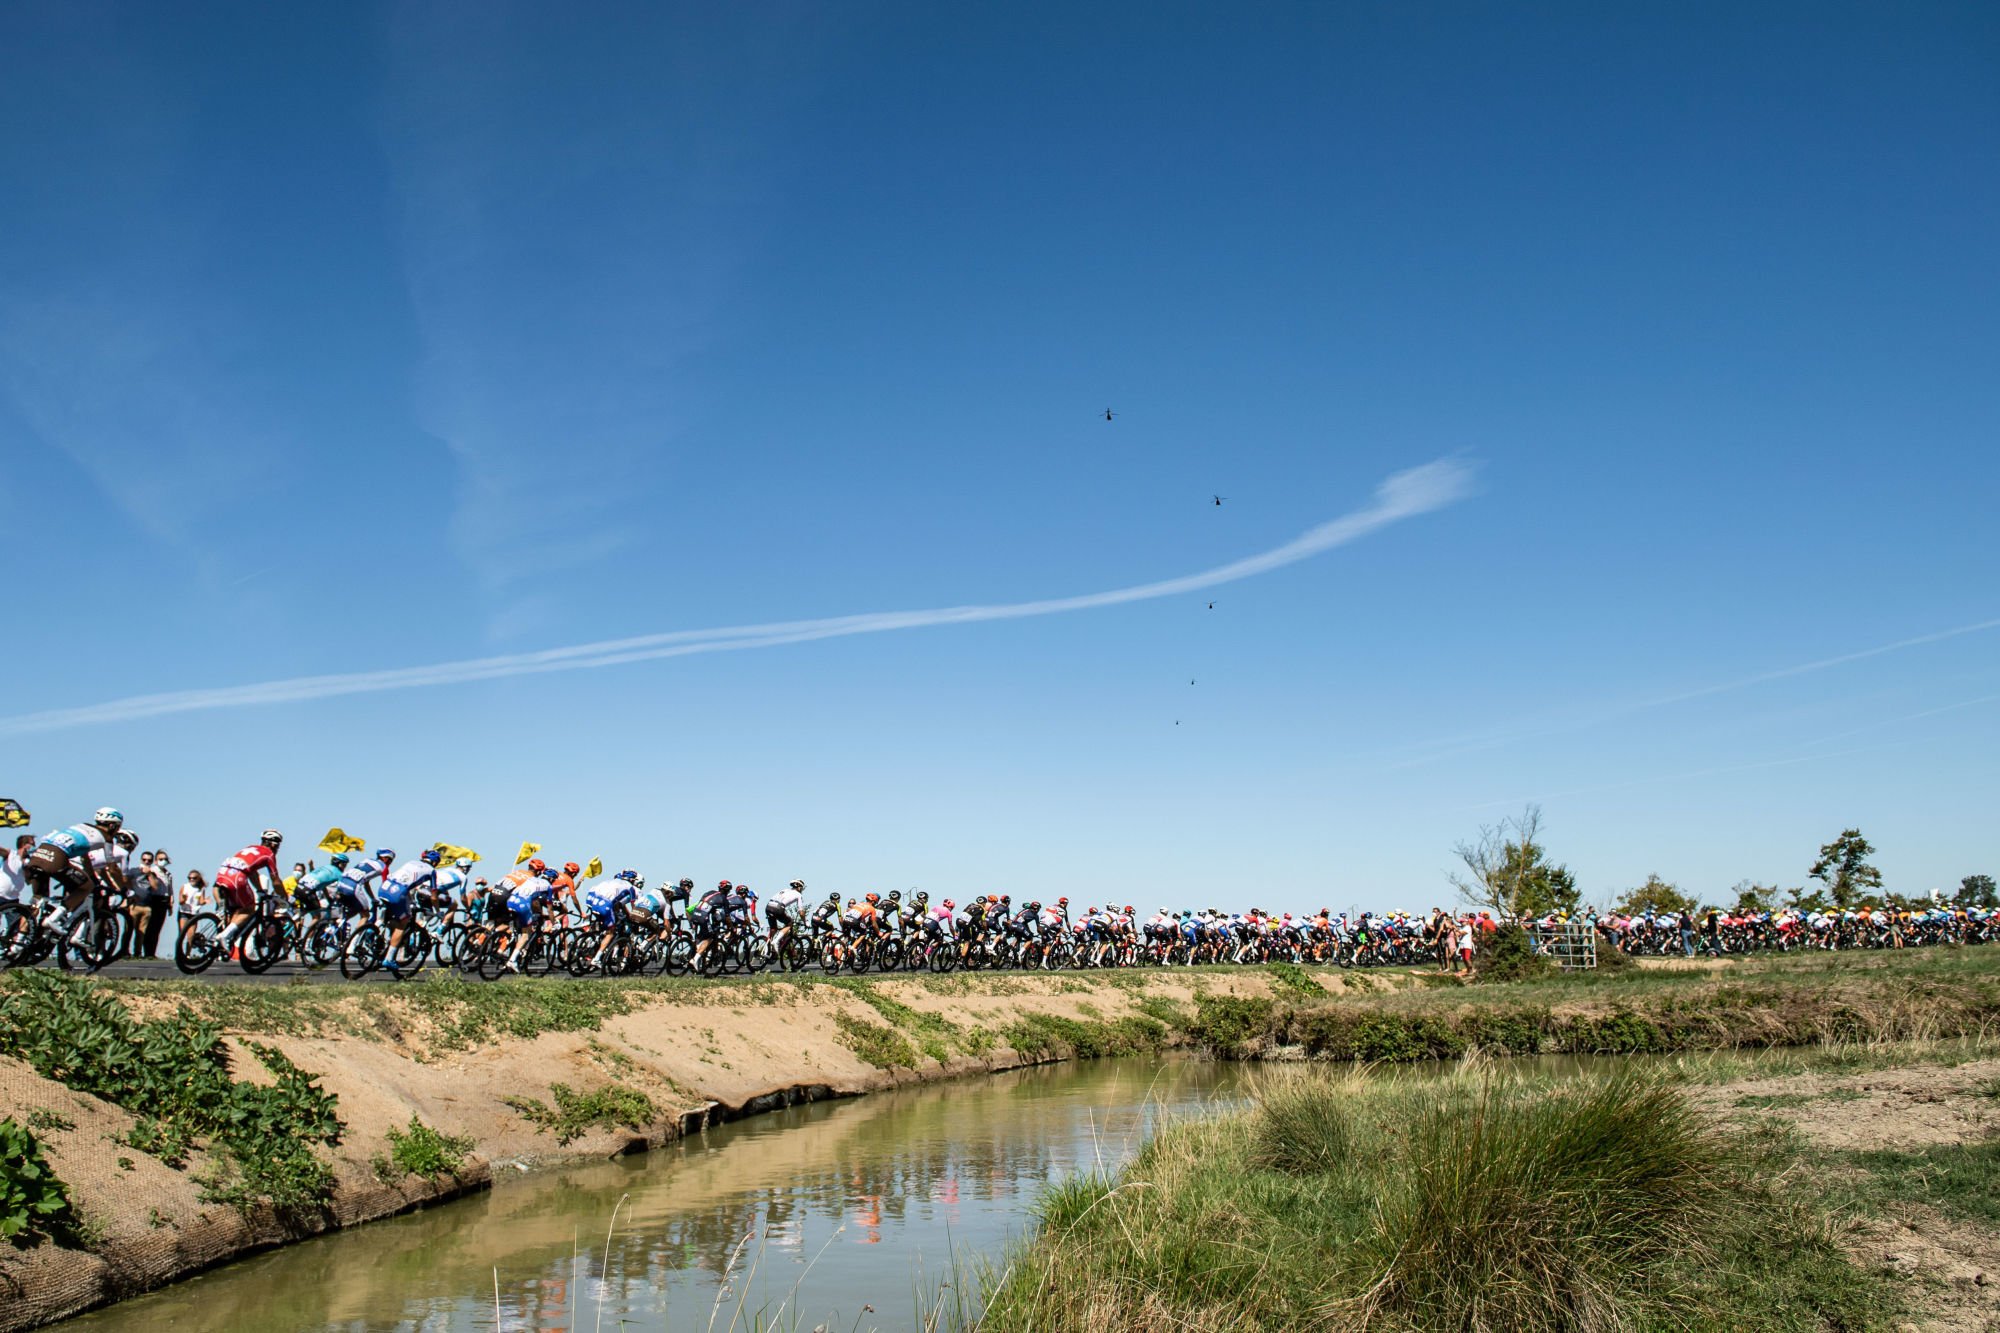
[0, 966, 1315, 1331]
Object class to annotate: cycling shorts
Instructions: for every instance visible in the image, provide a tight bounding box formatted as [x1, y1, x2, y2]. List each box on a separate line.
[767, 903, 793, 926]
[214, 870, 257, 915]
[587, 901, 619, 926]
[26, 846, 91, 895]
[378, 886, 414, 922]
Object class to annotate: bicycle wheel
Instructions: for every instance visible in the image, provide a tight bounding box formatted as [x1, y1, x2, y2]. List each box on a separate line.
[303, 919, 342, 969]
[69, 910, 121, 972]
[175, 912, 223, 974]
[0, 904, 40, 967]
[238, 914, 286, 975]
[524, 932, 556, 976]
[435, 922, 468, 969]
[341, 925, 385, 980]
[738, 934, 771, 974]
[392, 927, 431, 978]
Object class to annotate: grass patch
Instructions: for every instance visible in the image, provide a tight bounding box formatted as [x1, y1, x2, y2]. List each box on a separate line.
[1263, 963, 1327, 998]
[980, 1067, 1894, 1332]
[822, 979, 963, 1062]
[504, 1083, 657, 1145]
[832, 1012, 919, 1069]
[1843, 1140, 2000, 1227]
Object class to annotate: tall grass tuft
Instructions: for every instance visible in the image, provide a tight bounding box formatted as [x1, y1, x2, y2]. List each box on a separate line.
[1355, 1073, 1717, 1330]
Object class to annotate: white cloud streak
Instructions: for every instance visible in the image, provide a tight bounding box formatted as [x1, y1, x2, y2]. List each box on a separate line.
[0, 458, 1476, 736]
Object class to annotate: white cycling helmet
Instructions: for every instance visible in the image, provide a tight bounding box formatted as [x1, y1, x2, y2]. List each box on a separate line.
[94, 806, 125, 829]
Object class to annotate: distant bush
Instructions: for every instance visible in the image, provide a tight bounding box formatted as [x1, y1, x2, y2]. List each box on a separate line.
[1474, 924, 1550, 983]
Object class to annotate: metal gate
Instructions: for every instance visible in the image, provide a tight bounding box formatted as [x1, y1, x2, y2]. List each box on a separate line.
[1529, 918, 1598, 970]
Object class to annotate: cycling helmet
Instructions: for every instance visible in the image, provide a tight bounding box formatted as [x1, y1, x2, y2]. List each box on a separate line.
[330, 852, 351, 870]
[1125, 905, 1134, 914]
[564, 862, 581, 876]
[789, 878, 806, 890]
[376, 848, 396, 863]
[943, 899, 955, 909]
[888, 890, 901, 900]
[615, 867, 637, 882]
[865, 892, 879, 905]
[1001, 894, 1012, 904]
[115, 830, 139, 849]
[629, 873, 646, 890]
[420, 849, 442, 865]
[679, 878, 694, 889]
[914, 890, 929, 901]
[94, 807, 124, 830]
[1027, 901, 1040, 910]
[454, 857, 474, 870]
[719, 880, 733, 890]
[827, 891, 840, 904]
[1057, 896, 1069, 906]
[260, 829, 283, 849]
[528, 858, 547, 874]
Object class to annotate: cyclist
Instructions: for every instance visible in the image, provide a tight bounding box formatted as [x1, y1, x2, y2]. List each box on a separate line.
[433, 857, 476, 925]
[808, 890, 843, 945]
[690, 880, 731, 967]
[212, 829, 285, 955]
[584, 870, 641, 969]
[291, 853, 348, 960]
[335, 848, 394, 935]
[503, 862, 558, 972]
[768, 879, 806, 955]
[26, 808, 129, 945]
[377, 849, 441, 977]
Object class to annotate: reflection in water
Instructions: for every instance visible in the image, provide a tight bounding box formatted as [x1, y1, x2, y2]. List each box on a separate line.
[55, 1059, 1254, 1333]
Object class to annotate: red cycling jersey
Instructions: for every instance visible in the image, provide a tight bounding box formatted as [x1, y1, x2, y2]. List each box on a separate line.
[214, 844, 277, 913]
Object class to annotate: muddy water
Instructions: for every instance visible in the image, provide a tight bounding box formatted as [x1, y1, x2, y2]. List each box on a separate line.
[53, 1058, 1258, 1332]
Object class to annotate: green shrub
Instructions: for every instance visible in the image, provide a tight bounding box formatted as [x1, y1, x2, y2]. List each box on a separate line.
[505, 1083, 657, 1145]
[0, 972, 341, 1216]
[1474, 923, 1551, 983]
[0, 1118, 83, 1248]
[1001, 1013, 1168, 1061]
[1184, 995, 1274, 1055]
[379, 1116, 474, 1179]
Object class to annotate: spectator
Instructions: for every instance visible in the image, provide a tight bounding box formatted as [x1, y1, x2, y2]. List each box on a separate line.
[175, 867, 209, 953]
[140, 850, 174, 957]
[126, 849, 159, 958]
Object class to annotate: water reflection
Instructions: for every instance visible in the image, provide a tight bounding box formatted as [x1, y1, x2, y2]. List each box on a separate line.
[55, 1059, 1253, 1333]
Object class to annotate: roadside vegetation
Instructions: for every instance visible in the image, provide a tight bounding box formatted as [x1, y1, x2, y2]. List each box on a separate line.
[978, 1066, 1894, 1332]
[0, 971, 342, 1217]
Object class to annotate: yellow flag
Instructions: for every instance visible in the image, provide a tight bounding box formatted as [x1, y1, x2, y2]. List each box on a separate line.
[318, 827, 368, 856]
[0, 798, 28, 829]
[433, 843, 480, 865]
[584, 856, 603, 880]
[515, 841, 543, 866]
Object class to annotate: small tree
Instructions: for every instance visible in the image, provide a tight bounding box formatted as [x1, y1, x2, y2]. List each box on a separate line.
[1785, 884, 1831, 914]
[1612, 875, 1699, 917]
[1728, 881, 1777, 916]
[1450, 805, 1582, 920]
[1809, 829, 1882, 910]
[1960, 874, 1997, 909]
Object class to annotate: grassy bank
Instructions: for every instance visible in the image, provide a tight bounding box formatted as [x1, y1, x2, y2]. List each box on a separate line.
[978, 1065, 1896, 1332]
[1177, 947, 2000, 1062]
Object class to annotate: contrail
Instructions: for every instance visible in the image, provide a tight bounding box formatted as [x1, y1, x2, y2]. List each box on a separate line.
[0, 458, 1476, 735]
[1390, 613, 2000, 770]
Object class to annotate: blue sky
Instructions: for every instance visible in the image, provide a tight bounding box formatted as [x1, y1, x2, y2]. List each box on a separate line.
[3, 1, 1995, 910]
